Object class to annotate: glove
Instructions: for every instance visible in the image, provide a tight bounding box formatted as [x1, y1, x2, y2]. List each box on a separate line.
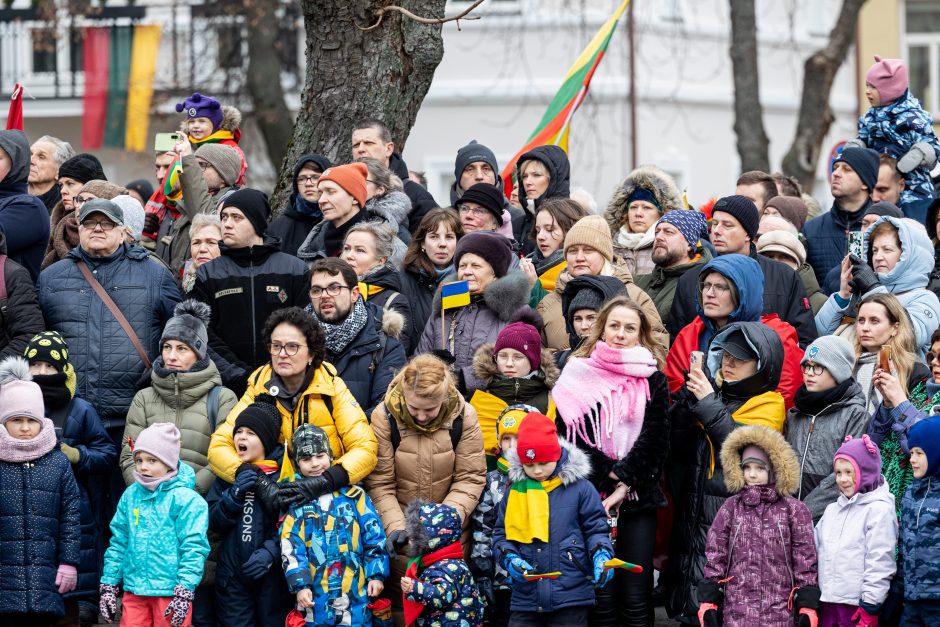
[242, 546, 276, 579]
[849, 259, 880, 295]
[99, 583, 120, 623]
[143, 212, 161, 238]
[386, 529, 409, 559]
[592, 548, 614, 587]
[843, 138, 867, 151]
[503, 554, 533, 583]
[163, 584, 195, 627]
[429, 349, 456, 366]
[852, 607, 879, 627]
[698, 602, 720, 627]
[898, 141, 938, 174]
[60, 443, 80, 465]
[230, 464, 258, 502]
[253, 472, 285, 515]
[793, 586, 821, 627]
[55, 564, 77, 594]
[291, 474, 333, 502]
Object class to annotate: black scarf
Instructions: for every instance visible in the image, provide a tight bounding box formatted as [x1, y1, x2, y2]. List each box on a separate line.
[793, 378, 854, 416]
[33, 372, 72, 410]
[323, 208, 367, 257]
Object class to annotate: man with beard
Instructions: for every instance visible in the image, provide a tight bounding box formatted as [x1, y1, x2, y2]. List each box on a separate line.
[634, 210, 711, 322]
[307, 258, 405, 414]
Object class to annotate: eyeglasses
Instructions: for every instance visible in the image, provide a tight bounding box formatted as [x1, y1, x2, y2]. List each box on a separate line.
[496, 353, 528, 364]
[701, 282, 731, 295]
[801, 362, 824, 376]
[297, 175, 320, 185]
[196, 160, 210, 171]
[927, 352, 940, 365]
[309, 284, 350, 299]
[269, 342, 306, 356]
[73, 195, 93, 206]
[458, 205, 489, 216]
[80, 218, 117, 231]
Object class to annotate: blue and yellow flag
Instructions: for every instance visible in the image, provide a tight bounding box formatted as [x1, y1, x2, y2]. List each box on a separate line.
[441, 280, 470, 310]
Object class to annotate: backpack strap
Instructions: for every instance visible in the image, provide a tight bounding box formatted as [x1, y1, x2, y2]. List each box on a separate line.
[206, 385, 222, 431]
[0, 255, 7, 301]
[384, 404, 462, 452]
[385, 405, 401, 451]
[449, 407, 464, 450]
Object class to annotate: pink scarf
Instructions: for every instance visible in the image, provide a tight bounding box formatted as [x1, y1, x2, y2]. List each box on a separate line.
[0, 417, 57, 463]
[553, 342, 656, 460]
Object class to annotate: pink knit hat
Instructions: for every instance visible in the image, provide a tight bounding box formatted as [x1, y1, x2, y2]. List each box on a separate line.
[833, 434, 883, 496]
[867, 55, 908, 104]
[133, 422, 181, 471]
[494, 322, 542, 372]
[740, 444, 775, 483]
[0, 379, 44, 423]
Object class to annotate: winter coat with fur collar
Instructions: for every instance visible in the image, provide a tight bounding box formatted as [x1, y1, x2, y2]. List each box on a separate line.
[471, 343, 559, 414]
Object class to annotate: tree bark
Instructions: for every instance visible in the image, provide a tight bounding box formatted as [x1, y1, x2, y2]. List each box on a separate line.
[781, 0, 867, 193]
[269, 0, 446, 212]
[729, 0, 770, 173]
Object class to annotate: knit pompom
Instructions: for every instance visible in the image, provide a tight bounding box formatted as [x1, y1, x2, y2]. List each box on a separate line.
[508, 306, 544, 332]
[0, 356, 32, 386]
[173, 299, 211, 325]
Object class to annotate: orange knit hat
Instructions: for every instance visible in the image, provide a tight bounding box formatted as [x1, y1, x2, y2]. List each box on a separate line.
[319, 163, 368, 208]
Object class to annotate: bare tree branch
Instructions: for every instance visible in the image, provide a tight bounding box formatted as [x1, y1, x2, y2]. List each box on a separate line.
[357, 0, 484, 32]
[729, 0, 771, 173]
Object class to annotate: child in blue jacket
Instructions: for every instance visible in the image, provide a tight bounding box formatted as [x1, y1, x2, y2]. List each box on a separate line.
[493, 411, 613, 625]
[280, 423, 388, 626]
[99, 422, 209, 627]
[207, 395, 293, 627]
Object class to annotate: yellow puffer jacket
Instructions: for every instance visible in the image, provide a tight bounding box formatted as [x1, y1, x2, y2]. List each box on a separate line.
[207, 362, 377, 483]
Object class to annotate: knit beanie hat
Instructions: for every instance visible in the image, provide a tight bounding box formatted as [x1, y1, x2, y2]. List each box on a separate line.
[756, 231, 806, 267]
[516, 411, 561, 464]
[320, 163, 368, 209]
[802, 335, 855, 384]
[496, 404, 537, 441]
[656, 209, 708, 248]
[24, 331, 76, 397]
[80, 179, 127, 200]
[763, 196, 808, 231]
[454, 140, 499, 184]
[233, 394, 282, 456]
[455, 231, 513, 278]
[0, 357, 44, 423]
[865, 201, 904, 221]
[627, 188, 662, 213]
[58, 153, 106, 184]
[223, 188, 270, 237]
[833, 435, 884, 496]
[113, 195, 145, 242]
[740, 444, 775, 483]
[712, 195, 760, 241]
[908, 416, 940, 478]
[291, 424, 332, 464]
[125, 179, 154, 202]
[176, 92, 224, 132]
[456, 183, 505, 226]
[866, 55, 909, 104]
[564, 215, 614, 262]
[834, 147, 880, 192]
[494, 319, 542, 372]
[133, 422, 181, 471]
[567, 287, 604, 317]
[161, 300, 211, 361]
[194, 143, 241, 188]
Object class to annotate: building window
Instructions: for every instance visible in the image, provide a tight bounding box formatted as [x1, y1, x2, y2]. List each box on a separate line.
[32, 28, 57, 73]
[906, 0, 940, 116]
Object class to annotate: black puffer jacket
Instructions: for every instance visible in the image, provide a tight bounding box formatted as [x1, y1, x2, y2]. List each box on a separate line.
[359, 264, 413, 353]
[514, 145, 571, 213]
[0, 232, 44, 360]
[399, 265, 446, 355]
[665, 321, 785, 622]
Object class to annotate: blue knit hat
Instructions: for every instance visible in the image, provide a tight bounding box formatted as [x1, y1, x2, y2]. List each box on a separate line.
[909, 416, 940, 478]
[175, 92, 224, 132]
[657, 209, 708, 248]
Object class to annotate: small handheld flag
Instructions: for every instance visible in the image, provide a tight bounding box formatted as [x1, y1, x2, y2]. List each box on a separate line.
[604, 558, 643, 573]
[523, 570, 562, 581]
[441, 280, 471, 310]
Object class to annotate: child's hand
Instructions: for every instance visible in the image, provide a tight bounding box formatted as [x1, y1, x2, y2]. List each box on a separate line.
[297, 588, 313, 609]
[401, 576, 414, 594]
[368, 579, 384, 597]
[602, 483, 629, 513]
[174, 138, 193, 158]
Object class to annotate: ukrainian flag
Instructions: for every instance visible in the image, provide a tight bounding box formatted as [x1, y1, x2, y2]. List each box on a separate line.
[441, 280, 471, 310]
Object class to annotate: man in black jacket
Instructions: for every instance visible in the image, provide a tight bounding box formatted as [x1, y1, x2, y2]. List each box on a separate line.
[666, 195, 818, 347]
[192, 188, 310, 392]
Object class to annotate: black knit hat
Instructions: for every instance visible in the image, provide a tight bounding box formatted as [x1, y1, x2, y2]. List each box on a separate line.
[454, 231, 513, 278]
[865, 201, 904, 220]
[712, 195, 760, 241]
[125, 179, 154, 202]
[58, 153, 106, 184]
[223, 188, 270, 237]
[234, 394, 281, 455]
[455, 183, 504, 226]
[291, 424, 332, 465]
[454, 140, 499, 183]
[834, 146, 880, 192]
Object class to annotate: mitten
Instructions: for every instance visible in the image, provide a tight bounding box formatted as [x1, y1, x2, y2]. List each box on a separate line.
[60, 443, 80, 465]
[242, 545, 276, 579]
[843, 138, 867, 151]
[849, 260, 880, 294]
[898, 141, 938, 174]
[503, 554, 533, 583]
[697, 603, 720, 627]
[592, 548, 614, 587]
[143, 212, 161, 237]
[852, 607, 879, 627]
[99, 583, 120, 623]
[385, 529, 409, 559]
[163, 585, 195, 627]
[55, 564, 77, 594]
[231, 463, 258, 502]
[793, 586, 821, 627]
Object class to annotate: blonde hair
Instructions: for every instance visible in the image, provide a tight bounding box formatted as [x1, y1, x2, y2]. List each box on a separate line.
[572, 296, 665, 368]
[389, 354, 454, 401]
[854, 292, 918, 396]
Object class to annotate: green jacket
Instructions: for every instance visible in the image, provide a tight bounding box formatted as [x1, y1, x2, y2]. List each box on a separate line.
[634, 248, 713, 323]
[121, 358, 237, 495]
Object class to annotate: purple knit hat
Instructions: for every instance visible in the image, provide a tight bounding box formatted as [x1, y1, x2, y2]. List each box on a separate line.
[494, 322, 542, 372]
[133, 422, 181, 471]
[866, 55, 908, 104]
[833, 434, 883, 495]
[175, 92, 224, 132]
[740, 444, 775, 483]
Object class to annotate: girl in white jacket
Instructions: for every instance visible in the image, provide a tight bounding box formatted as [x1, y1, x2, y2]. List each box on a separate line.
[815, 435, 898, 627]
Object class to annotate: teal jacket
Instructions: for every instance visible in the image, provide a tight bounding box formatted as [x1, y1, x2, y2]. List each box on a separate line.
[101, 463, 209, 595]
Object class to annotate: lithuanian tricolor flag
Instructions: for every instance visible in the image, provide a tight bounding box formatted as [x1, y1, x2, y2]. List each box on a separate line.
[82, 24, 162, 152]
[500, 0, 631, 193]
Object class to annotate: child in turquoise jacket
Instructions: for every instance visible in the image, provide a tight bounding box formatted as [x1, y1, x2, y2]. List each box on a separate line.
[99, 422, 210, 627]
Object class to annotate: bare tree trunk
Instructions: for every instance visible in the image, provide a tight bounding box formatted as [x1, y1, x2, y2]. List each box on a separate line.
[781, 0, 867, 193]
[269, 0, 446, 211]
[244, 0, 295, 174]
[729, 0, 770, 173]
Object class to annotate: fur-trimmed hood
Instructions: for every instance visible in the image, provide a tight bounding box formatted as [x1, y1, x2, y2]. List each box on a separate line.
[431, 271, 531, 322]
[471, 343, 560, 388]
[178, 105, 242, 134]
[604, 165, 683, 234]
[366, 190, 411, 231]
[505, 437, 591, 486]
[380, 306, 405, 340]
[721, 424, 799, 496]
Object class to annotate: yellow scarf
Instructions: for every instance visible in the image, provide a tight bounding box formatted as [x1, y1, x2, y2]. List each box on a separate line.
[700, 391, 786, 478]
[504, 476, 563, 543]
[469, 389, 556, 456]
[189, 129, 235, 146]
[538, 259, 567, 292]
[357, 282, 386, 301]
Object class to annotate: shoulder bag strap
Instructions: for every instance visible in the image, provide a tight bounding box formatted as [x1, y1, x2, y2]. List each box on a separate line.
[75, 259, 152, 369]
[0, 255, 7, 300]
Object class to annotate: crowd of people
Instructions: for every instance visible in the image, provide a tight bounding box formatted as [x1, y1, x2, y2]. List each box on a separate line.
[3, 56, 940, 627]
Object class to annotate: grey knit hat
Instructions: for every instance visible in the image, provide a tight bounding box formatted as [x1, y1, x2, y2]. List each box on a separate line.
[160, 300, 211, 361]
[291, 423, 332, 464]
[802, 335, 855, 384]
[194, 143, 241, 188]
[112, 195, 145, 242]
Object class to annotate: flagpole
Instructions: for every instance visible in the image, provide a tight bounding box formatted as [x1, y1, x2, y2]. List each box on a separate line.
[441, 300, 446, 351]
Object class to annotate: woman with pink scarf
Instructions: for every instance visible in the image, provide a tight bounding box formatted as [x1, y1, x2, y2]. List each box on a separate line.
[552, 295, 669, 627]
